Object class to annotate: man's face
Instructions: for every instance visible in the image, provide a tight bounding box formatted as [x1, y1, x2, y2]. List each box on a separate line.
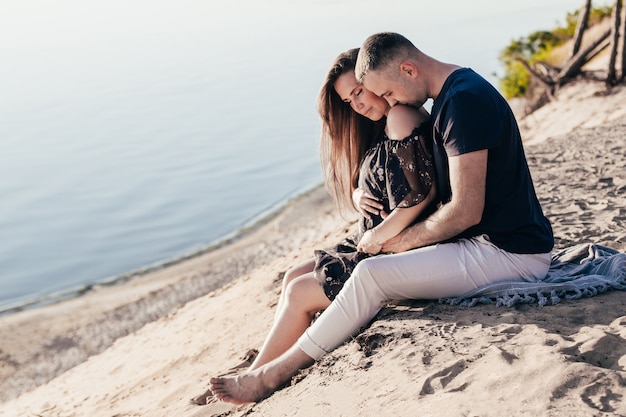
[362, 68, 426, 108]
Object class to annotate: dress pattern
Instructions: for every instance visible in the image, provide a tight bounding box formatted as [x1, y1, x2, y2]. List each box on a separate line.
[314, 122, 435, 300]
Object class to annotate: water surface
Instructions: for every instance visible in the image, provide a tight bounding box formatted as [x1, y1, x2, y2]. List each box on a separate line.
[0, 0, 590, 312]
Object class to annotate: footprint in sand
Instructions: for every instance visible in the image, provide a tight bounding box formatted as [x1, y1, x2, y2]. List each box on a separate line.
[580, 379, 624, 413]
[552, 372, 624, 414]
[355, 331, 390, 357]
[561, 333, 626, 371]
[552, 332, 626, 413]
[419, 359, 467, 395]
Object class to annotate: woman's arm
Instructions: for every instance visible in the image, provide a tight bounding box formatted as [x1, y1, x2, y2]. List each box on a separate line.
[352, 187, 385, 219]
[385, 104, 428, 140]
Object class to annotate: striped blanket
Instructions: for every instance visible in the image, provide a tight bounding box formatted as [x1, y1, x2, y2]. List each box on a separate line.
[440, 243, 626, 307]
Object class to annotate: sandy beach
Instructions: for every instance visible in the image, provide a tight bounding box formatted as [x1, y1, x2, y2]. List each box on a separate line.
[1, 75, 626, 416]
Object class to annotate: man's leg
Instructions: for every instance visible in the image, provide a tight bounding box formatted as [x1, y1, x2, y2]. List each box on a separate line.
[298, 236, 550, 359]
[210, 237, 550, 403]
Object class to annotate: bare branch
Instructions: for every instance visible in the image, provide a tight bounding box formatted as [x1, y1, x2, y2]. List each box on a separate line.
[607, 0, 623, 84]
[572, 0, 592, 56]
[618, 0, 626, 82]
[515, 59, 555, 87]
[559, 27, 611, 79]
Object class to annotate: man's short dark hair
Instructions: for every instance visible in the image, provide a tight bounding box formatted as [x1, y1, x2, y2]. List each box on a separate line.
[356, 32, 414, 82]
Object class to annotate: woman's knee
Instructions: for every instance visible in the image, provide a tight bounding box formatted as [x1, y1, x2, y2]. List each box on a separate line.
[282, 259, 315, 288]
[282, 267, 299, 288]
[284, 277, 329, 312]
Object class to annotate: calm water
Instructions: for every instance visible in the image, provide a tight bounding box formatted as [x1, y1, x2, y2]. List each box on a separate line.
[0, 0, 589, 313]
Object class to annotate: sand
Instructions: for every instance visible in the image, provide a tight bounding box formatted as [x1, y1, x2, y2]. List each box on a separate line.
[1, 79, 625, 417]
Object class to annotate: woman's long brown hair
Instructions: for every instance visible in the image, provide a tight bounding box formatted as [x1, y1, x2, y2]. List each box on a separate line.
[317, 48, 385, 217]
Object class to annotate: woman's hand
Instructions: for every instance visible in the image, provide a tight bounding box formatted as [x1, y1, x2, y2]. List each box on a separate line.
[352, 188, 387, 219]
[357, 229, 383, 255]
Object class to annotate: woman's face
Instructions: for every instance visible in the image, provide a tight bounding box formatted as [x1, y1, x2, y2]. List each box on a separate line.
[334, 71, 390, 121]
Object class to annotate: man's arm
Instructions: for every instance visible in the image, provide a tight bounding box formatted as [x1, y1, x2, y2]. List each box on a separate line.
[357, 186, 436, 254]
[381, 149, 487, 253]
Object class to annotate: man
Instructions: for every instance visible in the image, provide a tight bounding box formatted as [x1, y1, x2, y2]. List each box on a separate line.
[209, 32, 553, 404]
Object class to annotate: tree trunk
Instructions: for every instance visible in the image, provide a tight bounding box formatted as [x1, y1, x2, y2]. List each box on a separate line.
[559, 27, 611, 80]
[572, 0, 592, 56]
[620, 0, 626, 80]
[607, 0, 623, 84]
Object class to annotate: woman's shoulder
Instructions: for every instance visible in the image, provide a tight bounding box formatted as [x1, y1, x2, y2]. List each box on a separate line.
[386, 105, 430, 141]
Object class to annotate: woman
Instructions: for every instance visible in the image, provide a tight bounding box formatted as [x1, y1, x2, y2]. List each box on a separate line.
[314, 49, 437, 300]
[192, 48, 437, 405]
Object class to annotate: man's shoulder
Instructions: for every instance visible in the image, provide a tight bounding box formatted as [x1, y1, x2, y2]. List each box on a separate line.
[445, 68, 492, 95]
[439, 69, 505, 118]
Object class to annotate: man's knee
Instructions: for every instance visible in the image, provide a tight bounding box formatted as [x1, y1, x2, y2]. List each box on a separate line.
[351, 258, 382, 291]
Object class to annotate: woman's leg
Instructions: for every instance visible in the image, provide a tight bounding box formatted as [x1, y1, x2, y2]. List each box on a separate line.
[208, 268, 329, 404]
[191, 259, 320, 405]
[273, 259, 316, 317]
[249, 270, 330, 370]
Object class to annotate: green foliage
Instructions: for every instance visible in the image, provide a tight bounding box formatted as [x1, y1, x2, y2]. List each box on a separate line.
[498, 4, 613, 99]
[589, 5, 612, 23]
[500, 31, 562, 64]
[500, 61, 530, 98]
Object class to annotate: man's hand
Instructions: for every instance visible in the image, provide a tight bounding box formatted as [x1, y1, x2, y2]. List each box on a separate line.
[380, 228, 412, 253]
[381, 149, 488, 253]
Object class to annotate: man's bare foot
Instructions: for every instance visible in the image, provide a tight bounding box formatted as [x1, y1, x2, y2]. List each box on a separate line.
[209, 370, 274, 405]
[209, 345, 313, 405]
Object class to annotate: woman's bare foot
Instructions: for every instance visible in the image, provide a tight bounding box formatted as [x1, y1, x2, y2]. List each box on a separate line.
[226, 348, 258, 372]
[209, 370, 275, 405]
[189, 387, 215, 405]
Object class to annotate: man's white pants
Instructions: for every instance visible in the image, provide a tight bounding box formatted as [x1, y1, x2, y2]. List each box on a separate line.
[298, 235, 551, 360]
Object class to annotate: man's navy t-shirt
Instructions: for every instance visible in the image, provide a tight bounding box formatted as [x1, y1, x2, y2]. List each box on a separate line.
[430, 68, 554, 254]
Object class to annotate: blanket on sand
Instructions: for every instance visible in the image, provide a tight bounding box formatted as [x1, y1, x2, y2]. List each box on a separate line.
[440, 243, 626, 307]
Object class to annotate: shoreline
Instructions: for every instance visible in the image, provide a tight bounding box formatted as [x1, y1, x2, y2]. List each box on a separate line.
[0, 183, 325, 317]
